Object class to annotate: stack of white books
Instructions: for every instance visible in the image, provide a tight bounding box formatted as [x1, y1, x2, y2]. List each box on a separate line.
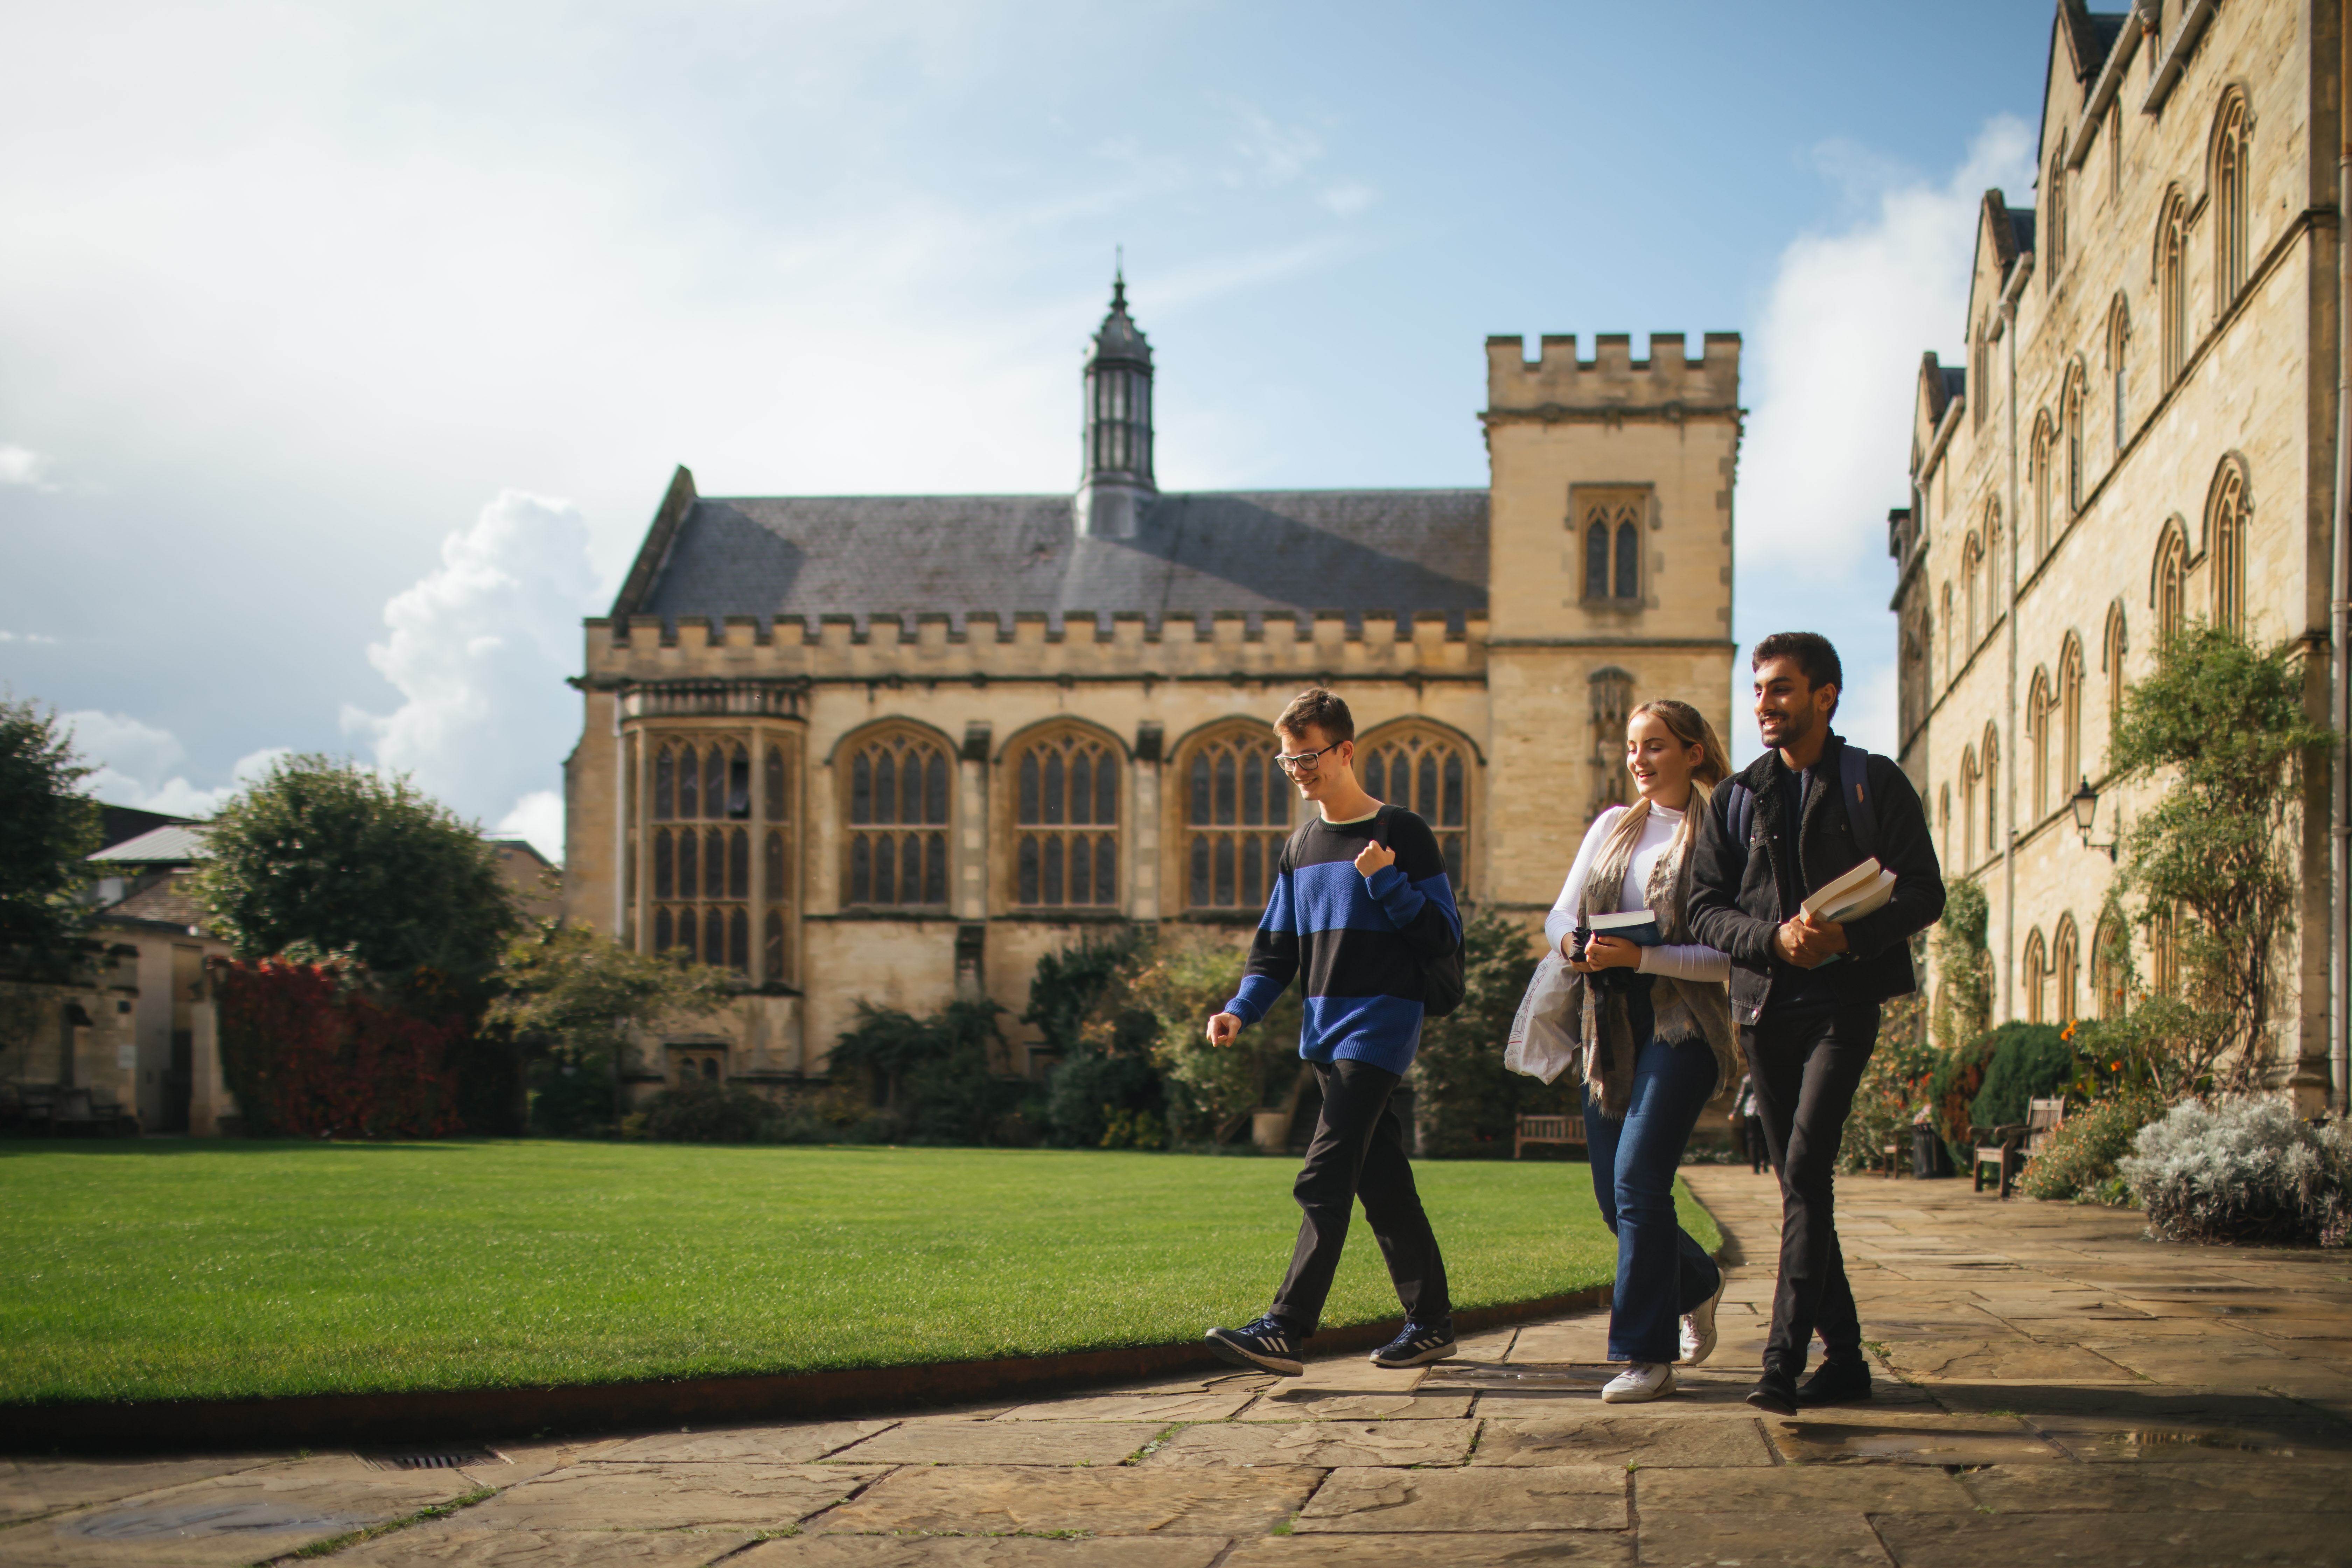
[1798, 860, 1895, 966]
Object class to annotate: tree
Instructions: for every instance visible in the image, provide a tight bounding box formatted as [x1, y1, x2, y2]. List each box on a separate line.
[488, 922, 737, 1134]
[1024, 929, 1164, 1147]
[0, 697, 99, 952]
[1134, 937, 1302, 1143]
[192, 755, 517, 1002]
[2104, 622, 2331, 1092]
[828, 999, 1012, 1144]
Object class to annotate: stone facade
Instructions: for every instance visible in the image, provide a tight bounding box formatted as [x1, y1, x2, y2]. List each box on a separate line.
[562, 299, 1739, 1092]
[1889, 0, 2339, 1102]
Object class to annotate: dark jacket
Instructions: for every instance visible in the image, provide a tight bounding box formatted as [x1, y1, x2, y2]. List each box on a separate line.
[1686, 731, 1946, 1027]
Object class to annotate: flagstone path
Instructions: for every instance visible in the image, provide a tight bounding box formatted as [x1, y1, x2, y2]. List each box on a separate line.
[10, 1167, 2352, 1566]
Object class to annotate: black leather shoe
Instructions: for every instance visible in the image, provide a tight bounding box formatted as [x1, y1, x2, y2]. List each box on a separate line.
[1799, 1357, 1874, 1407]
[1744, 1368, 1799, 1416]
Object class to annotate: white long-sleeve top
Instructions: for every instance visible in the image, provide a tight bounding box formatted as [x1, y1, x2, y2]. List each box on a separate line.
[1543, 803, 1732, 985]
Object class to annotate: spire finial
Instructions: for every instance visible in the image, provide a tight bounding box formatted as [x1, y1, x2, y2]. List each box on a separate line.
[1112, 245, 1126, 309]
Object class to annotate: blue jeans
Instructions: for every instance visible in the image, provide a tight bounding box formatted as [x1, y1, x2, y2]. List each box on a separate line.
[1583, 1031, 1724, 1365]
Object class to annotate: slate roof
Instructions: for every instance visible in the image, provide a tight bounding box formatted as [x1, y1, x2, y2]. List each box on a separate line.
[105, 874, 209, 929]
[88, 824, 211, 865]
[626, 489, 1489, 629]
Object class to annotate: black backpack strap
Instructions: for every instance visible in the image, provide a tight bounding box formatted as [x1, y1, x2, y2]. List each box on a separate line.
[1726, 782, 1755, 862]
[1839, 744, 1878, 862]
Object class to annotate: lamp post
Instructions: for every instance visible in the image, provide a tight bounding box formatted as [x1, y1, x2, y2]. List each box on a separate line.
[2070, 777, 2119, 862]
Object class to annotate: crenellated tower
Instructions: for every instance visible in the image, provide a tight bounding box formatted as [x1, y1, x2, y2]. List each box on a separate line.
[1477, 330, 1742, 910]
[1075, 271, 1156, 539]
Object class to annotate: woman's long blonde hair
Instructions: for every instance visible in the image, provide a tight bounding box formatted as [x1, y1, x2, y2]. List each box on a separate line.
[1591, 699, 1735, 869]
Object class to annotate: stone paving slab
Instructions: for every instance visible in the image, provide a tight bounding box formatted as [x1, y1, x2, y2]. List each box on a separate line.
[825, 1420, 1165, 1466]
[461, 1463, 886, 1532]
[1763, 1410, 2066, 1466]
[1220, 1532, 1632, 1565]
[334, 1525, 759, 1567]
[1236, 1387, 1472, 1421]
[1631, 1462, 1976, 1514]
[1141, 1418, 1477, 1468]
[738, 1539, 1225, 1567]
[597, 1424, 897, 1464]
[7, 1456, 475, 1568]
[1470, 1412, 1773, 1468]
[1633, 1511, 1891, 1568]
[0, 1459, 285, 1525]
[1292, 1464, 1625, 1532]
[810, 1464, 1317, 1536]
[1872, 1510, 2352, 1567]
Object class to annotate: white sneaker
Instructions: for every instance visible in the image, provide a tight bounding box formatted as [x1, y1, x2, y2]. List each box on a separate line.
[1679, 1274, 1727, 1365]
[1601, 1362, 1675, 1403]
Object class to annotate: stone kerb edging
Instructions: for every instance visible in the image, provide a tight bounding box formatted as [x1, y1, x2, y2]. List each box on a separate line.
[2, 1283, 1619, 1456]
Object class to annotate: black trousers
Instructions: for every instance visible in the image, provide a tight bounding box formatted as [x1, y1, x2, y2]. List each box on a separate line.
[1744, 1002, 1878, 1377]
[1270, 1058, 1451, 1334]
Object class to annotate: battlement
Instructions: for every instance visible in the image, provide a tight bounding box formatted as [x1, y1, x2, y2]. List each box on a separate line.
[1484, 332, 1740, 418]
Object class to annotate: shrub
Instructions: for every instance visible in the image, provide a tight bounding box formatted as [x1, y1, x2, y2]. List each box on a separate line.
[2119, 1096, 2352, 1245]
[1969, 1022, 2073, 1129]
[1413, 907, 1577, 1158]
[828, 999, 1015, 1144]
[1926, 1036, 1994, 1168]
[1837, 995, 1940, 1174]
[213, 959, 463, 1139]
[2017, 1092, 2163, 1202]
[642, 1080, 783, 1142]
[1026, 930, 1167, 1148]
[1136, 938, 1301, 1143]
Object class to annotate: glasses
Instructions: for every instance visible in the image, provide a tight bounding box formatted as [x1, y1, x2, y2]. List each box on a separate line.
[1275, 743, 1342, 775]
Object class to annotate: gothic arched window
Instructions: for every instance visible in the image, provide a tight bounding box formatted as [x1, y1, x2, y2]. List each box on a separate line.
[2154, 523, 2189, 649]
[1578, 491, 1644, 606]
[2106, 294, 2131, 451]
[644, 733, 766, 975]
[1588, 667, 1636, 825]
[2027, 666, 2053, 822]
[1963, 533, 1984, 650]
[1982, 724, 2001, 861]
[844, 727, 953, 909]
[2093, 912, 2128, 1018]
[2046, 147, 2066, 279]
[2207, 459, 2249, 634]
[2213, 91, 2250, 308]
[2062, 364, 2086, 517]
[2159, 191, 2189, 385]
[2102, 602, 2129, 763]
[2023, 927, 2049, 1024]
[2058, 633, 2085, 801]
[2053, 914, 2080, 1026]
[1182, 723, 1292, 911]
[1013, 728, 1122, 908]
[1358, 724, 1474, 892]
[1960, 745, 1980, 868]
[2030, 413, 2056, 563]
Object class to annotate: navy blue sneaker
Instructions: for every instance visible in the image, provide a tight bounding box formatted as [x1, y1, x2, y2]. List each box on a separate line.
[1368, 1318, 1457, 1369]
[1205, 1315, 1306, 1376]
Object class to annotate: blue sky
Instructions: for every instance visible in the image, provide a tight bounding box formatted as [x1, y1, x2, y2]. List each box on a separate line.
[0, 0, 2056, 850]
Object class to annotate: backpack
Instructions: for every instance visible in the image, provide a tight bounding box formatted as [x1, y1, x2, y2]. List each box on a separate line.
[1723, 742, 1878, 870]
[1373, 807, 1467, 1018]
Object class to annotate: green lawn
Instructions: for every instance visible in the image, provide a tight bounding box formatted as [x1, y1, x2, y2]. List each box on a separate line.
[0, 1141, 1717, 1405]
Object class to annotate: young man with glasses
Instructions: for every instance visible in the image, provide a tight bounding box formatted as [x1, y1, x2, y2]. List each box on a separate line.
[1201, 688, 1464, 1376]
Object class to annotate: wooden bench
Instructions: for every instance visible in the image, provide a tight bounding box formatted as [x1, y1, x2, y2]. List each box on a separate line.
[1516, 1114, 1586, 1159]
[1972, 1124, 2026, 1198]
[2025, 1097, 2067, 1157]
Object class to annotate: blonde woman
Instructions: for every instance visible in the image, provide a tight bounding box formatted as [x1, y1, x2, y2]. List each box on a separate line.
[1543, 700, 1739, 1404]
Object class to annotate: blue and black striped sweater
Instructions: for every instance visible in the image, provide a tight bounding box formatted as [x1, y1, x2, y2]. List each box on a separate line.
[1222, 806, 1464, 1074]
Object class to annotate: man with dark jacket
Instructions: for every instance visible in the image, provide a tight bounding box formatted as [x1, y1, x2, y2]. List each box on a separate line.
[1687, 632, 1945, 1416]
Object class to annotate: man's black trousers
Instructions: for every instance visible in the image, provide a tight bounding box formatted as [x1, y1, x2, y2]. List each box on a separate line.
[1270, 1058, 1451, 1334]
[1744, 1002, 1878, 1377]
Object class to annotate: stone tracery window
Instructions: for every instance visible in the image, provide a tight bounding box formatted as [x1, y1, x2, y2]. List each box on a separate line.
[2159, 191, 2189, 385]
[2154, 523, 2189, 648]
[1358, 726, 1472, 892]
[2030, 414, 2055, 564]
[2213, 91, 2249, 309]
[2106, 295, 2131, 451]
[2057, 634, 2084, 803]
[2102, 603, 2129, 763]
[2023, 926, 2049, 1024]
[2062, 364, 2085, 518]
[2093, 913, 2128, 1018]
[1578, 490, 1645, 606]
[1981, 724, 2000, 862]
[2026, 666, 2052, 822]
[646, 734, 766, 976]
[1013, 728, 1121, 908]
[2207, 459, 2249, 634]
[844, 727, 952, 909]
[2053, 914, 2080, 1025]
[1183, 724, 1292, 911]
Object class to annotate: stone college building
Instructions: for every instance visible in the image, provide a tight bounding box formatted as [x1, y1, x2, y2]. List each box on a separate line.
[1888, 0, 2344, 1105]
[562, 284, 1740, 1088]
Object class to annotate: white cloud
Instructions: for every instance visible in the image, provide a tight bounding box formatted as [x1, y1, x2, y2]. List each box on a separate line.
[342, 489, 601, 835]
[1733, 116, 2036, 761]
[0, 445, 57, 490]
[0, 630, 58, 644]
[1226, 104, 1324, 184]
[496, 790, 566, 866]
[1320, 184, 1377, 217]
[63, 708, 287, 816]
